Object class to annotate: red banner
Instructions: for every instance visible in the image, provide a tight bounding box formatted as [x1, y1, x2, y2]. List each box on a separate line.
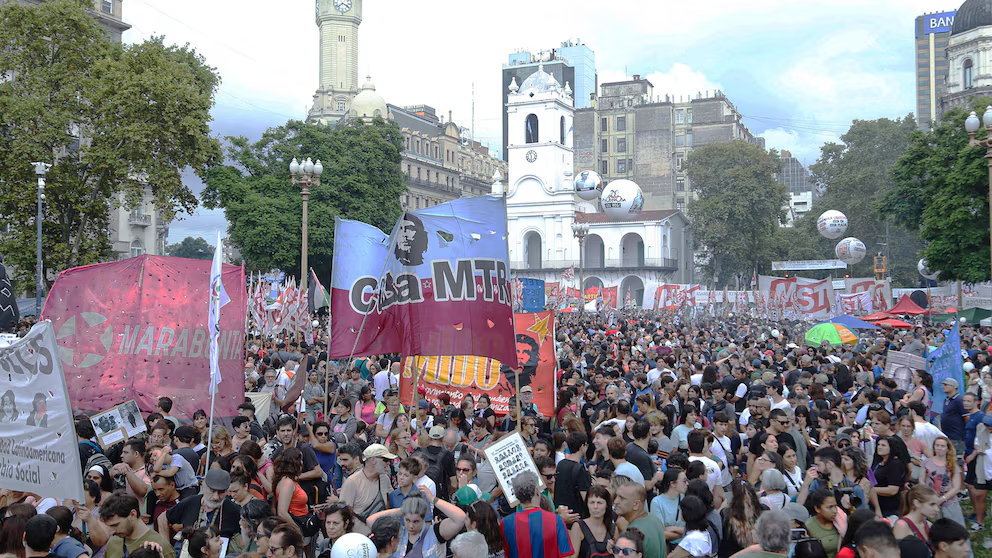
[41, 256, 247, 420]
[399, 311, 556, 415]
[602, 286, 618, 309]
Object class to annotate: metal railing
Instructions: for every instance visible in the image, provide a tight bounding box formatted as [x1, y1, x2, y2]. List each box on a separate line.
[509, 257, 679, 271]
[128, 213, 151, 226]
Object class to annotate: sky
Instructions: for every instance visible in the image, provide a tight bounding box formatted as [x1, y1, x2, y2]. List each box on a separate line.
[117, 0, 952, 243]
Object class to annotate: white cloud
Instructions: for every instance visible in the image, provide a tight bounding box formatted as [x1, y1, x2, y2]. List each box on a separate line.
[758, 127, 831, 167]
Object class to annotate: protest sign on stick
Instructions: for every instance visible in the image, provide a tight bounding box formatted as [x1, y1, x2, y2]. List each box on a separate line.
[482, 432, 545, 508]
[884, 351, 927, 392]
[0, 321, 84, 501]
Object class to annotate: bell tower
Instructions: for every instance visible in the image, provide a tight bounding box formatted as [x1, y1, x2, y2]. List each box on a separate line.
[308, 0, 363, 124]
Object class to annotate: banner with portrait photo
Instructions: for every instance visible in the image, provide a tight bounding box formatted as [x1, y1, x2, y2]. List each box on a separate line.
[0, 321, 84, 501]
[399, 311, 556, 416]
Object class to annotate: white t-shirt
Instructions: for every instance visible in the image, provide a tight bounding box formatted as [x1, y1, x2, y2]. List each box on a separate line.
[710, 436, 734, 486]
[416, 475, 437, 498]
[915, 421, 945, 450]
[679, 530, 712, 557]
[771, 398, 791, 411]
[647, 367, 664, 385]
[373, 369, 397, 402]
[688, 455, 722, 492]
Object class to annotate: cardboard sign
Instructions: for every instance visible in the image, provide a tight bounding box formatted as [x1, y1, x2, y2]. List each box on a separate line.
[89, 407, 129, 449]
[884, 351, 927, 392]
[0, 321, 85, 501]
[482, 432, 545, 508]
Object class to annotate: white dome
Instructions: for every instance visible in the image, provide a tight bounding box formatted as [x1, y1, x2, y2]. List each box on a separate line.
[350, 76, 387, 118]
[518, 62, 562, 95]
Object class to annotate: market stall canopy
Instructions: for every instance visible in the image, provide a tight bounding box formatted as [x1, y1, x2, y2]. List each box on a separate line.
[889, 294, 929, 316]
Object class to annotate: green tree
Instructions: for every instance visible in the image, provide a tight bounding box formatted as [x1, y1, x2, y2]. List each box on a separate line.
[0, 0, 222, 286]
[685, 140, 787, 287]
[165, 236, 214, 260]
[885, 99, 992, 284]
[788, 116, 921, 285]
[201, 118, 406, 279]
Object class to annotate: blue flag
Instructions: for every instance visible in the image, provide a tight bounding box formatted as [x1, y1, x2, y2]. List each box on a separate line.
[928, 322, 963, 414]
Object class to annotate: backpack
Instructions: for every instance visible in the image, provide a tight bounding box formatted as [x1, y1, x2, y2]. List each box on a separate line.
[415, 447, 449, 493]
[793, 537, 827, 558]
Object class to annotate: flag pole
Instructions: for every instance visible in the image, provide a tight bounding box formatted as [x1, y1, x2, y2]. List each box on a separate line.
[497, 180, 522, 432]
[205, 231, 226, 472]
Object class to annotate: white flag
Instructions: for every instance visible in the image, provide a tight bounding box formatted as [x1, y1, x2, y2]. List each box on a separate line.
[209, 232, 231, 395]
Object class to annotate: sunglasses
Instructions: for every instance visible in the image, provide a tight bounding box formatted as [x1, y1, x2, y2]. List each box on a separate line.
[613, 548, 637, 556]
[315, 431, 329, 436]
[543, 473, 555, 480]
[456, 467, 473, 473]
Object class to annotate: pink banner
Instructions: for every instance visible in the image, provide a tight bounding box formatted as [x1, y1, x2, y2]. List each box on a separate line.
[42, 256, 247, 419]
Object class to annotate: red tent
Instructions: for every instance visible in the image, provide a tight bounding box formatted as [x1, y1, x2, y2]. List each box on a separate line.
[864, 311, 894, 321]
[888, 294, 929, 316]
[874, 318, 914, 329]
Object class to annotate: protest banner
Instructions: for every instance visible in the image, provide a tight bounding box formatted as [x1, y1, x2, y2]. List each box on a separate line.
[245, 392, 272, 422]
[884, 351, 927, 392]
[329, 196, 516, 364]
[0, 321, 84, 501]
[89, 406, 128, 449]
[41, 255, 247, 420]
[399, 311, 556, 415]
[759, 276, 835, 319]
[482, 432, 545, 508]
[116, 400, 146, 439]
[846, 278, 892, 311]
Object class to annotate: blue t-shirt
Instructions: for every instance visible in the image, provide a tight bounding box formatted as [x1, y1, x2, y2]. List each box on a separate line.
[52, 536, 90, 558]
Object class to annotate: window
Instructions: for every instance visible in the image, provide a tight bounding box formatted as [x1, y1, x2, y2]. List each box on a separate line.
[601, 117, 608, 132]
[675, 109, 684, 124]
[102, 0, 113, 14]
[617, 138, 626, 152]
[373, 109, 381, 117]
[525, 114, 539, 143]
[965, 59, 974, 89]
[616, 116, 626, 131]
[406, 137, 411, 150]
[687, 109, 693, 123]
[628, 158, 633, 172]
[675, 154, 684, 171]
[601, 160, 608, 174]
[676, 178, 685, 191]
[338, 35, 346, 42]
[417, 168, 421, 179]
[601, 139, 608, 153]
[676, 198, 685, 211]
[406, 164, 411, 175]
[336, 101, 346, 111]
[676, 135, 685, 147]
[560, 116, 566, 144]
[617, 159, 627, 173]
[686, 133, 693, 146]
[627, 99, 632, 107]
[130, 240, 144, 258]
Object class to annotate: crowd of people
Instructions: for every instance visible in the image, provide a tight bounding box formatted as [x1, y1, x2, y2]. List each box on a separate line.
[2, 310, 991, 558]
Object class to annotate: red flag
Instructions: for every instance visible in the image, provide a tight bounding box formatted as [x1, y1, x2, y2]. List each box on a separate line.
[41, 256, 247, 419]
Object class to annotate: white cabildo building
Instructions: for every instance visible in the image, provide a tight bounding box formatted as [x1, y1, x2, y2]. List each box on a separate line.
[498, 64, 694, 306]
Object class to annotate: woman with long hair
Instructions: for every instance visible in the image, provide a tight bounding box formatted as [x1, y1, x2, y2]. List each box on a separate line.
[871, 436, 908, 519]
[670, 405, 701, 451]
[840, 446, 882, 517]
[466, 418, 493, 463]
[202, 426, 236, 472]
[650, 467, 687, 547]
[474, 394, 497, 429]
[669, 495, 712, 558]
[354, 385, 377, 426]
[804, 489, 840, 558]
[613, 527, 646, 558]
[239, 440, 274, 496]
[897, 415, 932, 479]
[568, 485, 616, 558]
[921, 436, 966, 528]
[466, 501, 504, 558]
[387, 425, 415, 461]
[272, 448, 310, 533]
[835, 509, 877, 558]
[718, 479, 760, 558]
[375, 396, 406, 439]
[367, 492, 466, 557]
[0, 390, 19, 424]
[892, 484, 940, 552]
[778, 444, 803, 497]
[907, 370, 933, 407]
[448, 408, 471, 440]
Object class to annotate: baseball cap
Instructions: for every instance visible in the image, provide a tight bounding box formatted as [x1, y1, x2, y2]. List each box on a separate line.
[363, 444, 397, 460]
[417, 399, 430, 410]
[204, 469, 231, 491]
[428, 425, 445, 439]
[453, 484, 491, 506]
[943, 378, 959, 388]
[520, 386, 533, 393]
[782, 502, 810, 523]
[174, 425, 196, 443]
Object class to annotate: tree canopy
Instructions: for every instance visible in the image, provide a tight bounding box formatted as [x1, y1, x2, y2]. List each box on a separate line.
[884, 99, 992, 284]
[165, 236, 214, 260]
[685, 140, 787, 287]
[201, 118, 406, 279]
[780, 116, 922, 285]
[0, 0, 221, 286]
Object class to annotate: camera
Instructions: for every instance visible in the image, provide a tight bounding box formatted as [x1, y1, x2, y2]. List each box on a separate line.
[790, 529, 808, 541]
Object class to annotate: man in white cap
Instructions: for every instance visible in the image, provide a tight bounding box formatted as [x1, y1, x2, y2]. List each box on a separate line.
[339, 443, 395, 520]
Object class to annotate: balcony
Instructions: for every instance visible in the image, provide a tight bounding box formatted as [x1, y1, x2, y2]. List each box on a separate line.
[509, 257, 679, 272]
[128, 213, 151, 226]
[404, 176, 461, 195]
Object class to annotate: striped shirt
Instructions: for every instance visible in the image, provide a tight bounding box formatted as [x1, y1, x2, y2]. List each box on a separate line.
[501, 507, 574, 558]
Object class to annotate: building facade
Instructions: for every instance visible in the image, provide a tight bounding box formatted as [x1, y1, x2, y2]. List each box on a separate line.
[915, 11, 956, 129]
[942, 0, 992, 114]
[776, 150, 814, 227]
[574, 77, 760, 212]
[308, 0, 362, 124]
[503, 66, 693, 306]
[1, 0, 130, 41]
[501, 42, 596, 161]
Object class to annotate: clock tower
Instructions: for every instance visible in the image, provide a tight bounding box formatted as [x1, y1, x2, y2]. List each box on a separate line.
[308, 0, 362, 124]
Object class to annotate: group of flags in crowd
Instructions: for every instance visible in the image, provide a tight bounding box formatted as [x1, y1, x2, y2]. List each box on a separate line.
[246, 270, 327, 343]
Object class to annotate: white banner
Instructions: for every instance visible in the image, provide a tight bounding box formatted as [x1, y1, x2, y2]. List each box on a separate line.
[0, 321, 83, 501]
[771, 260, 847, 271]
[759, 276, 835, 319]
[482, 432, 545, 508]
[845, 278, 891, 310]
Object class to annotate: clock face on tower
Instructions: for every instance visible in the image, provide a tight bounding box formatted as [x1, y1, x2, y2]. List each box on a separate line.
[526, 150, 538, 163]
[334, 0, 351, 12]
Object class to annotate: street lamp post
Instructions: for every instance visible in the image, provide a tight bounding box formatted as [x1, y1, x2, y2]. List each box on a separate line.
[289, 157, 323, 298]
[31, 162, 50, 316]
[965, 108, 992, 283]
[571, 222, 589, 312]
